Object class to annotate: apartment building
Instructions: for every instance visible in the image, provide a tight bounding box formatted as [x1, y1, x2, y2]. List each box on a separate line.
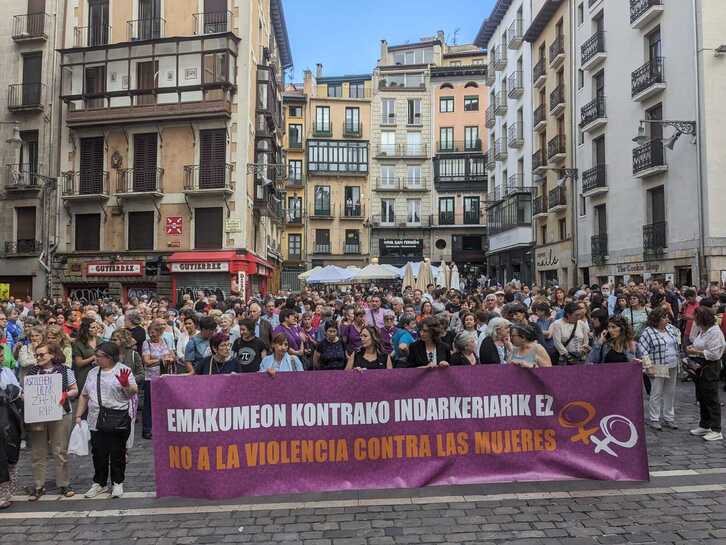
[52, 0, 291, 302]
[0, 0, 66, 299]
[574, 0, 700, 287]
[303, 66, 372, 269]
[281, 84, 306, 291]
[369, 34, 443, 266]
[476, 0, 535, 285]
[525, 0, 575, 289]
[430, 46, 489, 274]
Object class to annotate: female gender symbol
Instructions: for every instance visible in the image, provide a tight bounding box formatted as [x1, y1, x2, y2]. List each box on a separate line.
[591, 415, 639, 457]
[557, 401, 599, 445]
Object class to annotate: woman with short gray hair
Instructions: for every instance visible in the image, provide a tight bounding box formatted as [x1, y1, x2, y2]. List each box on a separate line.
[479, 317, 512, 364]
[450, 331, 479, 366]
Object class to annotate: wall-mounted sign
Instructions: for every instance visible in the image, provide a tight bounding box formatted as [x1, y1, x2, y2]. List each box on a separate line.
[614, 262, 661, 275]
[170, 262, 230, 273]
[536, 248, 560, 269]
[381, 239, 423, 250]
[86, 261, 144, 276]
[166, 216, 183, 236]
[225, 218, 241, 233]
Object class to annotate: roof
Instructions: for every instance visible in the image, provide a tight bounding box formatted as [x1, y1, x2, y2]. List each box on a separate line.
[388, 39, 442, 51]
[317, 74, 372, 84]
[474, 0, 515, 47]
[270, 0, 293, 69]
[443, 50, 488, 58]
[524, 0, 565, 43]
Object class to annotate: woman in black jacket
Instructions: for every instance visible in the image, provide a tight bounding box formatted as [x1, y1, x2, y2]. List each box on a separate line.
[407, 317, 451, 368]
[479, 317, 512, 364]
[0, 367, 23, 509]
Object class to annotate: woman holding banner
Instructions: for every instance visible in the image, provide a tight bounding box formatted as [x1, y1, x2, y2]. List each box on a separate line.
[260, 333, 304, 375]
[508, 324, 552, 368]
[407, 317, 451, 368]
[346, 326, 392, 371]
[25, 342, 78, 501]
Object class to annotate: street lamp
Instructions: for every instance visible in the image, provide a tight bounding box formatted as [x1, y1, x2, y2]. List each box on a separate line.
[633, 120, 697, 148]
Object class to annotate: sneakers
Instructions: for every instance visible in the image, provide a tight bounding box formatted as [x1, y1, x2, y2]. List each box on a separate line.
[647, 420, 662, 431]
[690, 427, 711, 436]
[704, 431, 723, 441]
[111, 483, 124, 498]
[84, 483, 108, 498]
[663, 421, 679, 430]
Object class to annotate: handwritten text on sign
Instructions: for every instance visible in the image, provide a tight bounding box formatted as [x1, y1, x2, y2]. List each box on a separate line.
[24, 374, 63, 424]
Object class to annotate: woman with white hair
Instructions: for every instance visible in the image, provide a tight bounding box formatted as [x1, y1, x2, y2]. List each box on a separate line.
[449, 331, 479, 366]
[479, 317, 512, 364]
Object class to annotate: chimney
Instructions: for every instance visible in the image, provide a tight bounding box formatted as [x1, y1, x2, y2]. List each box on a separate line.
[316, 63, 323, 78]
[303, 69, 313, 94]
[437, 30, 445, 44]
[380, 39, 388, 63]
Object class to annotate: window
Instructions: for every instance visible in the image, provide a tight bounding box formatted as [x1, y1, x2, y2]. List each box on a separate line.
[381, 199, 395, 224]
[380, 165, 396, 187]
[344, 230, 360, 254]
[79, 136, 104, 194]
[440, 96, 454, 113]
[407, 165, 421, 187]
[406, 132, 422, 155]
[577, 3, 584, 26]
[541, 224, 547, 245]
[647, 27, 661, 61]
[380, 131, 395, 155]
[287, 196, 302, 220]
[314, 186, 331, 215]
[464, 96, 479, 111]
[382, 98, 396, 124]
[439, 197, 454, 225]
[198, 129, 225, 190]
[19, 130, 39, 174]
[288, 234, 302, 259]
[288, 160, 302, 182]
[345, 186, 361, 216]
[21, 52, 42, 106]
[84, 65, 106, 108]
[577, 69, 584, 90]
[462, 236, 482, 251]
[648, 186, 665, 225]
[128, 211, 154, 250]
[75, 213, 101, 251]
[202, 52, 228, 84]
[407, 199, 421, 224]
[327, 83, 342, 97]
[88, 0, 110, 46]
[288, 124, 303, 148]
[464, 197, 480, 224]
[594, 135, 605, 165]
[15, 207, 36, 251]
[137, 60, 159, 105]
[307, 140, 368, 173]
[407, 99, 421, 125]
[315, 230, 331, 254]
[464, 127, 480, 150]
[439, 127, 454, 151]
[392, 47, 433, 65]
[315, 106, 331, 134]
[349, 81, 365, 98]
[194, 207, 223, 249]
[594, 204, 607, 236]
[559, 218, 567, 241]
[345, 107, 360, 133]
[288, 105, 302, 117]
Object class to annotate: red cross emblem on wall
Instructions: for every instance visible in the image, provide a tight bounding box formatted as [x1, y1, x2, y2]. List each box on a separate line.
[165, 216, 183, 235]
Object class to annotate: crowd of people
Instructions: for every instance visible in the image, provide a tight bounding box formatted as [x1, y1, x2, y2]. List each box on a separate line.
[0, 276, 725, 509]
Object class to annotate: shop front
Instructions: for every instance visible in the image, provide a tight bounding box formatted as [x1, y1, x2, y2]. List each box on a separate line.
[590, 256, 695, 289]
[534, 242, 572, 289]
[486, 244, 534, 286]
[168, 251, 273, 305]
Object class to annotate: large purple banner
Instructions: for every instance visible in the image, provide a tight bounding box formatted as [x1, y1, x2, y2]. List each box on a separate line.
[152, 364, 649, 499]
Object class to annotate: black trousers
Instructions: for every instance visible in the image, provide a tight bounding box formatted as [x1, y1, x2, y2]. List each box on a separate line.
[91, 428, 131, 486]
[142, 381, 152, 434]
[695, 360, 722, 432]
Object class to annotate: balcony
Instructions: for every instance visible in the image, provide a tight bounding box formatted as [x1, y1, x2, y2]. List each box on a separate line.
[116, 168, 164, 198]
[381, 114, 396, 126]
[631, 0, 664, 29]
[507, 71, 524, 99]
[436, 212, 482, 227]
[495, 137, 508, 161]
[341, 204, 365, 219]
[375, 143, 428, 159]
[533, 103, 547, 132]
[7, 83, 44, 111]
[313, 243, 331, 255]
[5, 165, 42, 193]
[485, 106, 495, 128]
[378, 79, 426, 91]
[254, 191, 284, 224]
[343, 122, 363, 138]
[436, 140, 482, 153]
[632, 57, 665, 101]
[532, 150, 547, 174]
[61, 171, 110, 201]
[73, 25, 112, 47]
[633, 140, 667, 178]
[549, 35, 565, 69]
[286, 175, 304, 188]
[489, 183, 534, 206]
[486, 151, 496, 172]
[507, 174, 525, 193]
[312, 122, 332, 137]
[548, 185, 567, 213]
[288, 139, 303, 150]
[591, 234, 608, 265]
[549, 84, 565, 116]
[192, 11, 232, 35]
[493, 46, 507, 71]
[533, 57, 547, 88]
[12, 13, 49, 41]
[309, 206, 334, 220]
[3, 240, 41, 257]
[370, 214, 432, 229]
[643, 221, 667, 258]
[285, 211, 303, 225]
[127, 18, 165, 41]
[495, 91, 508, 116]
[581, 31, 607, 71]
[508, 123, 524, 149]
[582, 165, 608, 197]
[486, 68, 496, 87]
[375, 177, 429, 192]
[533, 195, 548, 219]
[580, 96, 607, 132]
[344, 243, 361, 255]
[547, 134, 566, 164]
[508, 18, 524, 49]
[184, 164, 234, 194]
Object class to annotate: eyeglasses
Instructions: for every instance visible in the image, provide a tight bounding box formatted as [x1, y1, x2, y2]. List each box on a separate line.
[35, 351, 49, 358]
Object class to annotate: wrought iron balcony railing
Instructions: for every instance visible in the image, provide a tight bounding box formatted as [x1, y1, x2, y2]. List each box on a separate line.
[632, 57, 665, 98]
[591, 234, 608, 264]
[62, 170, 109, 197]
[183, 164, 234, 191]
[12, 13, 49, 41]
[581, 31, 606, 67]
[117, 168, 164, 194]
[582, 165, 607, 194]
[630, 0, 663, 25]
[127, 18, 165, 41]
[580, 95, 606, 128]
[643, 221, 667, 256]
[8, 83, 44, 110]
[73, 25, 111, 47]
[192, 11, 232, 35]
[632, 140, 665, 175]
[4, 240, 41, 256]
[436, 140, 483, 153]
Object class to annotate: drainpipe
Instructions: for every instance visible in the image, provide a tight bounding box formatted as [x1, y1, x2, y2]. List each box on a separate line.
[569, 0, 578, 288]
[692, 0, 706, 286]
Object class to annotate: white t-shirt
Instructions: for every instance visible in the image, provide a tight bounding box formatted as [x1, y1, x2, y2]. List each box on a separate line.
[82, 363, 137, 431]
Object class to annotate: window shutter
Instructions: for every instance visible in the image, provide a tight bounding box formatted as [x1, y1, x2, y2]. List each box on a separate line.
[75, 214, 101, 251]
[194, 207, 223, 249]
[80, 137, 104, 194]
[199, 129, 226, 189]
[128, 211, 154, 250]
[133, 133, 158, 191]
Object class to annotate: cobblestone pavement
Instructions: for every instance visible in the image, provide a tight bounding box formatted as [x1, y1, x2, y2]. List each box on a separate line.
[5, 381, 726, 545]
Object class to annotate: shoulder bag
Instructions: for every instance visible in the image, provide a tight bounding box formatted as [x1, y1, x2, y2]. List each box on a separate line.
[96, 367, 131, 433]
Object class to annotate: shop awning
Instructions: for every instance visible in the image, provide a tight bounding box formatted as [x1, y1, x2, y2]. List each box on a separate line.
[167, 251, 273, 277]
[167, 251, 238, 263]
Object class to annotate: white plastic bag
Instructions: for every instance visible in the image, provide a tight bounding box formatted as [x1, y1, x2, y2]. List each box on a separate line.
[68, 421, 90, 456]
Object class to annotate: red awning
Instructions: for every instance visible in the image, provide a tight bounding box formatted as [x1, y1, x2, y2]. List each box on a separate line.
[167, 251, 273, 277]
[167, 251, 238, 263]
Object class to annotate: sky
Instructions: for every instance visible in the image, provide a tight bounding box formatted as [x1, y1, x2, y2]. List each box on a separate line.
[283, 0, 498, 82]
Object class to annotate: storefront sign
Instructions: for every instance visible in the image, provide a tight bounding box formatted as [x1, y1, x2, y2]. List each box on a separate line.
[166, 217, 183, 236]
[382, 239, 423, 249]
[614, 263, 661, 275]
[170, 262, 230, 273]
[225, 219, 241, 233]
[536, 248, 560, 269]
[86, 261, 144, 276]
[153, 364, 648, 500]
